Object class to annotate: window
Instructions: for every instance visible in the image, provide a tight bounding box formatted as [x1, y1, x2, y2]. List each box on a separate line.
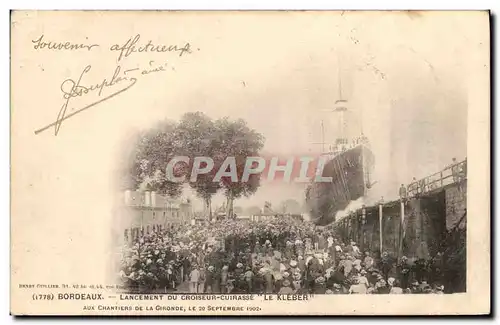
[153, 212, 156, 217]
[147, 225, 150, 234]
[163, 212, 166, 217]
[124, 229, 129, 241]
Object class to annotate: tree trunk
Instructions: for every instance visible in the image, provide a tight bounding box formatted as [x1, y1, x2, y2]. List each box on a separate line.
[209, 198, 212, 221]
[204, 197, 212, 222]
[226, 191, 234, 219]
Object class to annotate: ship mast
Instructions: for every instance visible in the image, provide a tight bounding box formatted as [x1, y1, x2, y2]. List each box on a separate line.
[311, 57, 349, 154]
[331, 57, 348, 152]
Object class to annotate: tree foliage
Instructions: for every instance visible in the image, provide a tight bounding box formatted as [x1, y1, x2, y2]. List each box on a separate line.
[122, 112, 265, 217]
[213, 117, 265, 217]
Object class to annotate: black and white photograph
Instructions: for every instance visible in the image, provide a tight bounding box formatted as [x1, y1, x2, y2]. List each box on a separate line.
[10, 10, 489, 315]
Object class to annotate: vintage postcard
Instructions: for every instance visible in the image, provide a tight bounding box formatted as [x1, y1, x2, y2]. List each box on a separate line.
[10, 11, 490, 315]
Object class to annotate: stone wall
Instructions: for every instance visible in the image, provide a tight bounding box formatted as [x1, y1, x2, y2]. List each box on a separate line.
[445, 180, 467, 230]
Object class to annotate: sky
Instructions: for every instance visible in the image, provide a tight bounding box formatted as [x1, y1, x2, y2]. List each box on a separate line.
[114, 12, 469, 213]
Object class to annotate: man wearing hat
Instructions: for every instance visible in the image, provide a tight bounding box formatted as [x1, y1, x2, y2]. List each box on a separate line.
[279, 279, 295, 294]
[244, 266, 254, 292]
[220, 265, 229, 293]
[188, 264, 200, 293]
[197, 265, 206, 293]
[205, 265, 215, 293]
[262, 267, 274, 293]
[380, 251, 394, 281]
[410, 280, 421, 294]
[358, 269, 369, 287]
[397, 256, 412, 289]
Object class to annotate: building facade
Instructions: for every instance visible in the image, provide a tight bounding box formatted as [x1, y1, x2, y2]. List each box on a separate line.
[116, 190, 193, 244]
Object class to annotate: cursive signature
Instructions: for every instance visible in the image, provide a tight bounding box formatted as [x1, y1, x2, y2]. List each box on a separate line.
[34, 65, 137, 136]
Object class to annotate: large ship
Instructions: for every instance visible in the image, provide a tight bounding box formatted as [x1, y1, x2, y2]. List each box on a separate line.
[305, 82, 375, 226]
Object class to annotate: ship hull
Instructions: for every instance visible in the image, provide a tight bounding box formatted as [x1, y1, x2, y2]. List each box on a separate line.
[306, 144, 375, 225]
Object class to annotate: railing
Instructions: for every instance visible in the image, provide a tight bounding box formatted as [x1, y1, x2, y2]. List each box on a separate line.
[406, 159, 467, 197]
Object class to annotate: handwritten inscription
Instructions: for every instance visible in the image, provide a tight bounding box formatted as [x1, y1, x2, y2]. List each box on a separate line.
[110, 34, 192, 62]
[32, 33, 195, 136]
[32, 35, 99, 51]
[32, 34, 194, 61]
[34, 61, 172, 136]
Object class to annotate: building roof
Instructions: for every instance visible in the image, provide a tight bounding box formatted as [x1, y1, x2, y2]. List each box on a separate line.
[124, 190, 185, 209]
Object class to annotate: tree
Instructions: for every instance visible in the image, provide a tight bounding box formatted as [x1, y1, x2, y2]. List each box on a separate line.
[211, 117, 265, 218]
[122, 121, 184, 198]
[122, 112, 265, 221]
[173, 112, 221, 220]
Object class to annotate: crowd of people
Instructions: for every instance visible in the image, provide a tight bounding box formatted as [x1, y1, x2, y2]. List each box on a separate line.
[118, 216, 449, 295]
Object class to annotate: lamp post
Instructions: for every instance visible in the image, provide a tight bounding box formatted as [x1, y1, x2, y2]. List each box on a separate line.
[361, 204, 366, 251]
[399, 194, 405, 260]
[379, 196, 384, 254]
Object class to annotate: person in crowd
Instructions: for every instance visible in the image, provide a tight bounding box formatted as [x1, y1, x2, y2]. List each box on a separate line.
[379, 251, 394, 280]
[189, 265, 200, 293]
[205, 265, 215, 293]
[244, 266, 254, 292]
[397, 256, 412, 289]
[364, 251, 374, 269]
[119, 216, 456, 295]
[352, 242, 361, 258]
[399, 184, 407, 200]
[410, 280, 421, 294]
[349, 276, 368, 294]
[388, 277, 403, 294]
[198, 265, 206, 293]
[220, 265, 229, 293]
[279, 279, 295, 294]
